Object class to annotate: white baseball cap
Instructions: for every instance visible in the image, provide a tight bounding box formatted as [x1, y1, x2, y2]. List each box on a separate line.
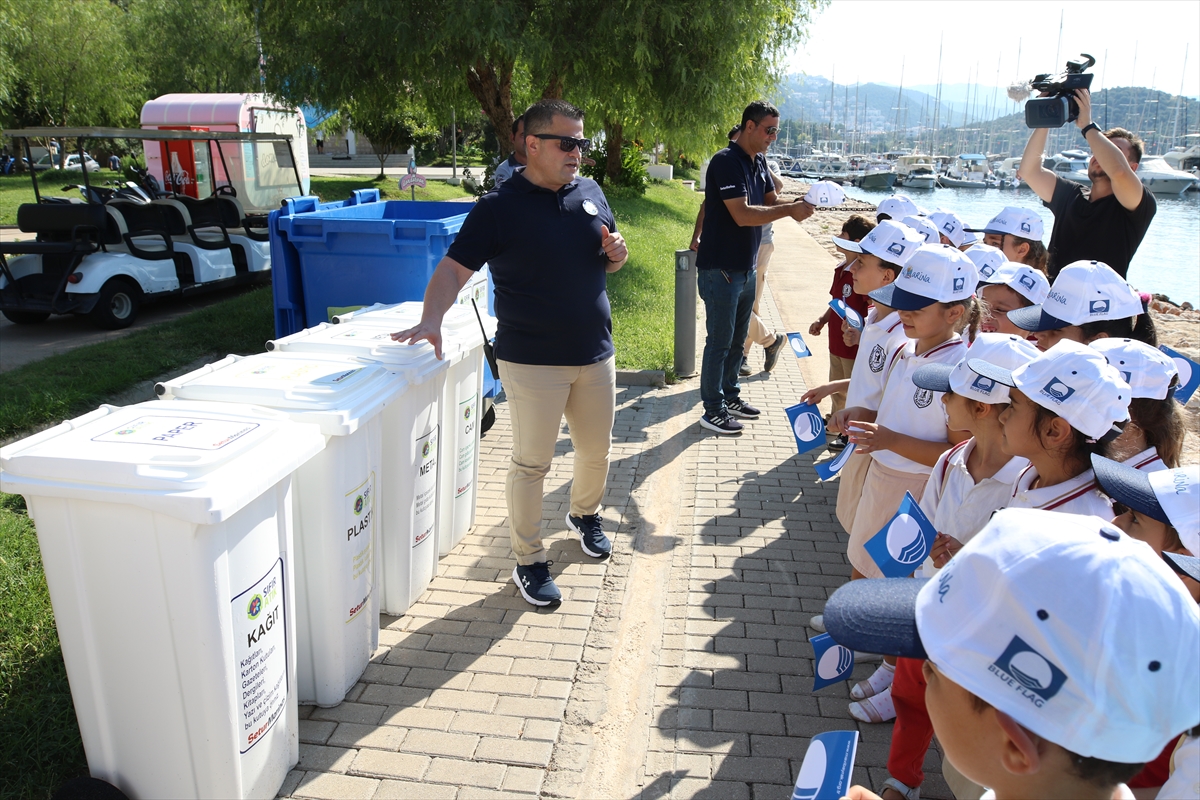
[868, 243, 980, 310]
[1089, 338, 1180, 400]
[964, 243, 1006, 279]
[979, 262, 1052, 305]
[966, 206, 1046, 240]
[1093, 456, 1200, 557]
[833, 219, 924, 268]
[929, 210, 969, 247]
[969, 339, 1131, 440]
[960, 228, 981, 248]
[824, 508, 1200, 763]
[803, 180, 847, 207]
[1008, 260, 1143, 332]
[877, 194, 922, 221]
[913, 332, 1039, 405]
[901, 215, 940, 245]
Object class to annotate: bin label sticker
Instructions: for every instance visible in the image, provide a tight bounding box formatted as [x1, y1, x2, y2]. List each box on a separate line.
[456, 394, 477, 499]
[345, 472, 375, 623]
[413, 427, 438, 547]
[331, 328, 393, 341]
[232, 558, 287, 754]
[93, 416, 260, 450]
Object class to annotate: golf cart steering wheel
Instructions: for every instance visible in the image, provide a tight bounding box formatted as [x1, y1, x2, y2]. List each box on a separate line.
[212, 184, 237, 198]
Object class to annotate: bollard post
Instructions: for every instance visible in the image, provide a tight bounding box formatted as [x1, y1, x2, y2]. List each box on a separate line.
[674, 248, 698, 377]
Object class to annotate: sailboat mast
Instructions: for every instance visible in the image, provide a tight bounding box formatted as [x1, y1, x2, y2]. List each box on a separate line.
[894, 58, 905, 150]
[1171, 44, 1188, 150]
[932, 34, 943, 156]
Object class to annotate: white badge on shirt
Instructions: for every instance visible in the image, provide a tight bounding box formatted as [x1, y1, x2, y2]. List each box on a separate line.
[582, 199, 599, 216]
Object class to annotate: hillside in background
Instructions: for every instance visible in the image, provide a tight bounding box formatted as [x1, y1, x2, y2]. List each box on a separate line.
[773, 75, 1200, 157]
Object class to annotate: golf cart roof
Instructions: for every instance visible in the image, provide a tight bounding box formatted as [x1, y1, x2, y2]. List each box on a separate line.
[2, 127, 293, 142]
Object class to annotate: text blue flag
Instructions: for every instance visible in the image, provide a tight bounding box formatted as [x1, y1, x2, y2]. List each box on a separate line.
[810, 633, 856, 692]
[787, 332, 812, 358]
[1161, 346, 1200, 405]
[828, 299, 864, 331]
[786, 402, 827, 455]
[864, 492, 938, 578]
[791, 730, 860, 800]
[815, 443, 857, 481]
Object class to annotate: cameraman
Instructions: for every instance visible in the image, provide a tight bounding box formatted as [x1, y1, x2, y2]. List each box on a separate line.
[1019, 88, 1155, 279]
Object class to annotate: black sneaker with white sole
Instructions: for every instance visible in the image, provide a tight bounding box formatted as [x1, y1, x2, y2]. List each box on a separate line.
[566, 513, 611, 558]
[726, 398, 761, 419]
[512, 562, 562, 606]
[763, 333, 787, 373]
[700, 412, 744, 435]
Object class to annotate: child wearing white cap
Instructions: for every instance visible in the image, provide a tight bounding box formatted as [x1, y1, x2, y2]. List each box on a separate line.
[1091, 338, 1185, 471]
[801, 221, 924, 553]
[831, 244, 981, 724]
[876, 194, 922, 223]
[929, 210, 971, 250]
[970, 206, 1050, 274]
[824, 508, 1200, 800]
[1007, 260, 1157, 352]
[869, 334, 1040, 800]
[977, 261, 1052, 338]
[806, 214, 876, 417]
[968, 339, 1130, 517]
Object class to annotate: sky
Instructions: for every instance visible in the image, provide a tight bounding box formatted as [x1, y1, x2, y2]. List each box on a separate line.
[785, 0, 1200, 99]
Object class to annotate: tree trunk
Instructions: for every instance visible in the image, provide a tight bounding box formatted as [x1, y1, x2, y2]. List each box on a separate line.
[604, 120, 623, 183]
[541, 71, 565, 100]
[377, 152, 388, 180]
[465, 57, 516, 157]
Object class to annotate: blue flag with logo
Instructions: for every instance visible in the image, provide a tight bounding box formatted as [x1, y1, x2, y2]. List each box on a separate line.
[1161, 345, 1200, 405]
[810, 633, 856, 692]
[864, 492, 937, 578]
[786, 402, 827, 455]
[787, 332, 812, 358]
[791, 730, 860, 800]
[815, 443, 857, 481]
[828, 299, 864, 331]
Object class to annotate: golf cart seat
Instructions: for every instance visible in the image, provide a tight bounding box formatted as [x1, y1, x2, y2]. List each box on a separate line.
[0, 203, 117, 255]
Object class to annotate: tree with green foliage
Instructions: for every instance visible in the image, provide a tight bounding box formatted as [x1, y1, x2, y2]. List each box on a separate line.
[349, 93, 439, 179]
[0, 0, 144, 129]
[124, 0, 261, 97]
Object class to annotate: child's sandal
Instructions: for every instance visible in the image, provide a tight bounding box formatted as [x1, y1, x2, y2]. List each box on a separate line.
[881, 776, 920, 800]
[848, 685, 896, 723]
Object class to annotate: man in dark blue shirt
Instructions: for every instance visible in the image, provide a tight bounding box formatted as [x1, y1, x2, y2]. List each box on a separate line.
[392, 99, 627, 607]
[492, 114, 526, 188]
[695, 101, 813, 434]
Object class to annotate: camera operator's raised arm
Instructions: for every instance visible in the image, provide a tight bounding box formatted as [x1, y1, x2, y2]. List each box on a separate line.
[1074, 89, 1144, 211]
[1019, 125, 1057, 203]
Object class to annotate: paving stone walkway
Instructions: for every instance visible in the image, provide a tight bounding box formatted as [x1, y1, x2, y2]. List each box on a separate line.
[281, 246, 953, 799]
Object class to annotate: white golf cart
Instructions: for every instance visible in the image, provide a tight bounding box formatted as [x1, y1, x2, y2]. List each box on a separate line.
[0, 126, 305, 329]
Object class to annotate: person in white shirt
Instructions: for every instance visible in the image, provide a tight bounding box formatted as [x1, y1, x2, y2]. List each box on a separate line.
[967, 339, 1131, 518]
[1090, 338, 1184, 471]
[826, 510, 1200, 800]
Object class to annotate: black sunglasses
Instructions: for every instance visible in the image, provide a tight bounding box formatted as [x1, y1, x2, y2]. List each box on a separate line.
[532, 134, 592, 154]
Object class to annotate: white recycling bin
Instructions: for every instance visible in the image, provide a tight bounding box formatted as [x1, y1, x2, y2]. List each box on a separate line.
[268, 324, 449, 616]
[333, 301, 493, 555]
[155, 352, 404, 707]
[0, 401, 326, 799]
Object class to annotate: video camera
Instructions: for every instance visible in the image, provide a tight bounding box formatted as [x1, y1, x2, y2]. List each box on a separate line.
[1023, 54, 1096, 128]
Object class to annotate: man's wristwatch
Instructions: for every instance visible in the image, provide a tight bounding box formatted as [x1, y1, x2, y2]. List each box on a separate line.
[1080, 122, 1101, 138]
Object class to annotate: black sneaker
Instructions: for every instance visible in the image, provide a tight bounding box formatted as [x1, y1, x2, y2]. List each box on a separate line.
[726, 398, 761, 419]
[700, 411, 744, 434]
[739, 356, 751, 377]
[828, 433, 848, 451]
[567, 513, 612, 558]
[512, 562, 562, 606]
[763, 333, 787, 373]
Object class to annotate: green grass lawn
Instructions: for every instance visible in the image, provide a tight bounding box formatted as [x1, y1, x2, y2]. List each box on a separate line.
[308, 174, 473, 203]
[606, 182, 702, 377]
[0, 179, 695, 796]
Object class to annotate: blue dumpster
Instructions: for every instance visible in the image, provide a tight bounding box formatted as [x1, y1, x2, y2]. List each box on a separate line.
[270, 190, 382, 338]
[273, 200, 469, 333]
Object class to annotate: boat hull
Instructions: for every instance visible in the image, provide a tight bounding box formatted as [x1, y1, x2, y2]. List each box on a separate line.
[937, 176, 988, 189]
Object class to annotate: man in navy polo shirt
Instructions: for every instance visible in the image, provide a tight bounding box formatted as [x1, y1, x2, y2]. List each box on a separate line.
[696, 100, 814, 434]
[392, 99, 627, 607]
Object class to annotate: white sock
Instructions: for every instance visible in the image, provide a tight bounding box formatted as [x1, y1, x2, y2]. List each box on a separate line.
[849, 684, 896, 723]
[850, 661, 895, 700]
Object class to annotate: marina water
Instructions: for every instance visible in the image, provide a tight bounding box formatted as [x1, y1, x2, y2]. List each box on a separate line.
[845, 185, 1200, 306]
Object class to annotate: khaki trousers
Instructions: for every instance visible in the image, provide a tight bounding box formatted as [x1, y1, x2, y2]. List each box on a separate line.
[498, 357, 616, 565]
[743, 242, 777, 354]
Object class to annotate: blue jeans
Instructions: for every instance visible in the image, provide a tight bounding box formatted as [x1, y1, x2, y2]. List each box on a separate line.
[698, 268, 756, 416]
